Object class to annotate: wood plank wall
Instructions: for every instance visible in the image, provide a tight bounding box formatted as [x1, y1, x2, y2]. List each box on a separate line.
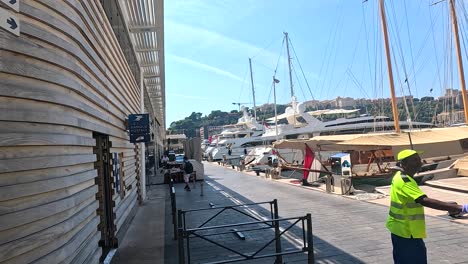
[0, 0, 142, 263]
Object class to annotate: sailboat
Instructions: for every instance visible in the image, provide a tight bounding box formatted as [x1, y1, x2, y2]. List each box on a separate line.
[207, 59, 277, 162]
[343, 0, 467, 186]
[448, 0, 468, 125]
[261, 31, 433, 141]
[248, 30, 434, 176]
[271, 0, 468, 189]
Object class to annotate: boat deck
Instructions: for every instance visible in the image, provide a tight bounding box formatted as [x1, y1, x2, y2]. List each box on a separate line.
[453, 155, 468, 176]
[425, 177, 468, 193]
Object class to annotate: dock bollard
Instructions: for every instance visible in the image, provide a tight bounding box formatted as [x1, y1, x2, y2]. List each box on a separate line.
[325, 175, 332, 193]
[200, 180, 204, 196]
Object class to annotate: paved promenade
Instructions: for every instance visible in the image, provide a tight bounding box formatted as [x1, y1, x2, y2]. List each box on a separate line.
[115, 162, 468, 264]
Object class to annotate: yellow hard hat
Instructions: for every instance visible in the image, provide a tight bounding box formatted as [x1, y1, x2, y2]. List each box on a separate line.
[397, 149, 423, 161]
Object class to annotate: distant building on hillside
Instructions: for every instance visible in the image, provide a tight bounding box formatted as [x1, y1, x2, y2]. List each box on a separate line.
[437, 110, 466, 125]
[334, 97, 355, 108]
[302, 100, 321, 109]
[438, 88, 463, 106]
[207, 126, 224, 138]
[197, 125, 223, 139]
[166, 134, 187, 153]
[198, 127, 205, 139]
[355, 98, 374, 105]
[396, 96, 414, 104]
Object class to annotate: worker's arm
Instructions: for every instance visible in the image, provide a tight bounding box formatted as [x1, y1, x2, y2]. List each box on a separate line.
[416, 196, 462, 214]
[402, 180, 467, 215]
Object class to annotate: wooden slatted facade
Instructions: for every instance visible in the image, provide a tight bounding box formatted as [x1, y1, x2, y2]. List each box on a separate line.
[0, 0, 148, 262]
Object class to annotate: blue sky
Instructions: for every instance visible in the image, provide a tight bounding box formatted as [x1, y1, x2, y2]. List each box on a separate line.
[164, 0, 468, 127]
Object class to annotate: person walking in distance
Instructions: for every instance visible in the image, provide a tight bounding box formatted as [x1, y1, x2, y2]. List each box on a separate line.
[161, 154, 169, 168]
[183, 156, 194, 191]
[386, 149, 468, 264]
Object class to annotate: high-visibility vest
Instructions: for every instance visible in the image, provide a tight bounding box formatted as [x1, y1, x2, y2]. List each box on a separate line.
[386, 171, 426, 238]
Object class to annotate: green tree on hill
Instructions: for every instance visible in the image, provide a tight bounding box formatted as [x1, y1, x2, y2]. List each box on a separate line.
[168, 99, 451, 138]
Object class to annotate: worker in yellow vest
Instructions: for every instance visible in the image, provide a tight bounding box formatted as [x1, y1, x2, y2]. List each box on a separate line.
[386, 149, 468, 264]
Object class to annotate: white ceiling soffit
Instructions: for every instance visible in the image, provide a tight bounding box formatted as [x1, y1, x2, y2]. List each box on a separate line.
[119, 0, 165, 128]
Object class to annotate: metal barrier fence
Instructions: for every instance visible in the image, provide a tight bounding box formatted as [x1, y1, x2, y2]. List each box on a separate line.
[176, 200, 314, 264]
[169, 178, 177, 240]
[169, 176, 203, 240]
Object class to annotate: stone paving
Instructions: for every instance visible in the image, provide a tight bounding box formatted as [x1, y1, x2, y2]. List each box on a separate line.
[112, 184, 167, 264]
[114, 162, 468, 264]
[170, 162, 468, 264]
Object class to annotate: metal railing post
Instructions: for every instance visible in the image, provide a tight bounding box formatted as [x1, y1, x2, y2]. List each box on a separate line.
[200, 180, 204, 196]
[187, 229, 191, 263]
[273, 199, 283, 264]
[178, 210, 185, 263]
[306, 213, 314, 264]
[172, 184, 177, 240]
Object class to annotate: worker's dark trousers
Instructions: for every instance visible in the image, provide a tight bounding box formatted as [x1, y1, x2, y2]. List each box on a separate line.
[391, 233, 427, 264]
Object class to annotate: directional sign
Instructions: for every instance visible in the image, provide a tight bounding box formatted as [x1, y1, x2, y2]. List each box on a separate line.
[0, 7, 19, 36]
[128, 114, 150, 143]
[0, 0, 19, 13]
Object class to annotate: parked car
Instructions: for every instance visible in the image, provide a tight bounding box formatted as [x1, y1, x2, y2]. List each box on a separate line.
[168, 151, 176, 162]
[175, 154, 184, 163]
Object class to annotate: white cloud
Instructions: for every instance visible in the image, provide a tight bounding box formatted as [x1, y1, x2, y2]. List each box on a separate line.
[166, 21, 281, 66]
[167, 54, 244, 82]
[166, 0, 259, 30]
[166, 92, 210, 100]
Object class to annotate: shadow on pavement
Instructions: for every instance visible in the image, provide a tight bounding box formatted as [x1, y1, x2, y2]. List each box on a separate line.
[165, 173, 367, 264]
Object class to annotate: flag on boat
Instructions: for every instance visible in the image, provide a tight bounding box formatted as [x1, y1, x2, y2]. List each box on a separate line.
[303, 144, 315, 180]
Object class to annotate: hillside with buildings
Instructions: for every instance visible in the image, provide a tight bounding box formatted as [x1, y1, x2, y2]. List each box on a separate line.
[169, 88, 465, 138]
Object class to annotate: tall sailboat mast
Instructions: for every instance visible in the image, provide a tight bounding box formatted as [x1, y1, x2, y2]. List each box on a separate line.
[284, 32, 298, 127]
[273, 77, 280, 140]
[449, 0, 468, 125]
[379, 0, 400, 133]
[284, 32, 294, 98]
[249, 58, 257, 121]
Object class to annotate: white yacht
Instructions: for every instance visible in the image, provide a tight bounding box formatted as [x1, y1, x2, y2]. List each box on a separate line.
[210, 136, 277, 161]
[262, 97, 433, 140]
[245, 97, 433, 167]
[205, 107, 271, 161]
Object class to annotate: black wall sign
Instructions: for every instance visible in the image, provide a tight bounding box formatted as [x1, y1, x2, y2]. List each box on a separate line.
[128, 114, 150, 143]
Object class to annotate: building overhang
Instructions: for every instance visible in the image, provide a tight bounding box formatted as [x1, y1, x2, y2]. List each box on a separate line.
[118, 0, 166, 132]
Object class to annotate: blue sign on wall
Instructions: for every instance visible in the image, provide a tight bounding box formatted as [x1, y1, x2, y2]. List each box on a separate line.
[129, 114, 150, 143]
